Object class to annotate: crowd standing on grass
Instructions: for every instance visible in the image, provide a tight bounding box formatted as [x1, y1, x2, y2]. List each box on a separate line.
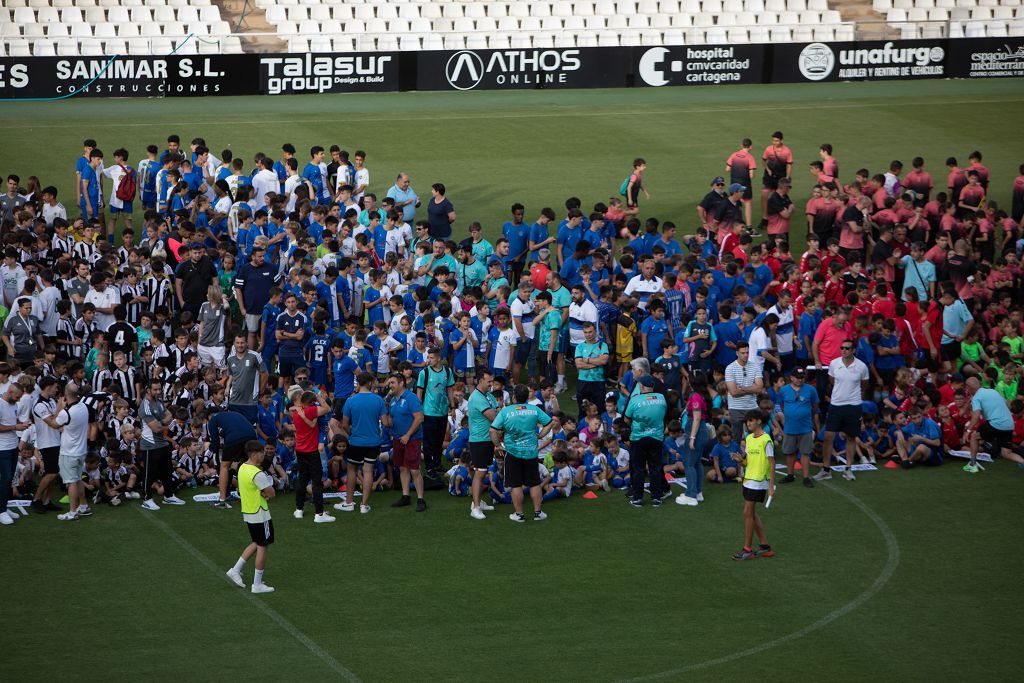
[1, 132, 1024, 567]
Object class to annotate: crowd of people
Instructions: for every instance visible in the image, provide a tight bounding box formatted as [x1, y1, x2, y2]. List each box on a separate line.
[1, 132, 1023, 573]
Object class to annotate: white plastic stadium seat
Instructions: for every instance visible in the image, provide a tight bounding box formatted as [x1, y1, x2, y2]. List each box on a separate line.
[128, 37, 151, 54]
[57, 40, 80, 56]
[80, 37, 104, 55]
[32, 39, 57, 56]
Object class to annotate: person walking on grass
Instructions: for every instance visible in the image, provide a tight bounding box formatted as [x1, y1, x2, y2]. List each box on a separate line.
[733, 410, 776, 561]
[226, 440, 277, 594]
[490, 384, 554, 523]
[814, 339, 868, 482]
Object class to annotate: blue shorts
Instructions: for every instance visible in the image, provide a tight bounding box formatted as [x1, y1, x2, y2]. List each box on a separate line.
[277, 354, 305, 378]
[514, 338, 533, 365]
[110, 202, 134, 215]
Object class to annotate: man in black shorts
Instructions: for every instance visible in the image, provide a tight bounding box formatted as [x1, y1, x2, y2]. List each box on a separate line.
[467, 371, 499, 520]
[205, 407, 258, 509]
[964, 377, 1021, 473]
[30, 377, 65, 513]
[490, 384, 554, 523]
[815, 340, 869, 482]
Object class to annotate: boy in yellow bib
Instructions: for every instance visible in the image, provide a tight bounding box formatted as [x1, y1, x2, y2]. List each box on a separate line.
[734, 410, 776, 561]
[226, 441, 277, 593]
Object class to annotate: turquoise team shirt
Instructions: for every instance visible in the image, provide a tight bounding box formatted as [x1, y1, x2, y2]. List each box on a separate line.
[574, 341, 609, 382]
[416, 365, 455, 417]
[625, 391, 668, 442]
[467, 388, 499, 443]
[491, 403, 553, 459]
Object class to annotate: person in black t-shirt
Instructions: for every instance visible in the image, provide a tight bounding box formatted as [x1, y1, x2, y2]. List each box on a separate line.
[106, 304, 138, 364]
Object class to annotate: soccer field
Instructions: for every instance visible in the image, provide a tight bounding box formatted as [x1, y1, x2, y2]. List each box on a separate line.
[2, 79, 1024, 681]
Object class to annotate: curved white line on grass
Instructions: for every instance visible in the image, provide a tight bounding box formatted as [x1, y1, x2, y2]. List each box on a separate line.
[138, 510, 361, 682]
[619, 482, 900, 682]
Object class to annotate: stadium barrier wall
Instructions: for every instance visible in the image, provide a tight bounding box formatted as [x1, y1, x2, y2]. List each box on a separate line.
[0, 37, 1021, 99]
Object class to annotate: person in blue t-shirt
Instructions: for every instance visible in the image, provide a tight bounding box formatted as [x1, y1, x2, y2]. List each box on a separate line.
[447, 454, 472, 497]
[640, 301, 668, 361]
[896, 408, 943, 468]
[340, 373, 390, 513]
[302, 146, 327, 205]
[256, 391, 279, 444]
[777, 369, 820, 486]
[79, 148, 104, 220]
[304, 322, 333, 388]
[259, 289, 283, 366]
[708, 425, 741, 482]
[502, 202, 532, 286]
[556, 208, 585, 268]
[330, 341, 358, 407]
[796, 297, 821, 365]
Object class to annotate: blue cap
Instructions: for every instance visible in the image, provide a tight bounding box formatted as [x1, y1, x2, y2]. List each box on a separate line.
[712, 176, 726, 185]
[729, 183, 747, 193]
[638, 376, 656, 388]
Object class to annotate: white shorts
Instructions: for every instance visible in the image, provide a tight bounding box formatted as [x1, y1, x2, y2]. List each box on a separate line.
[244, 314, 261, 333]
[59, 453, 85, 485]
[197, 344, 226, 368]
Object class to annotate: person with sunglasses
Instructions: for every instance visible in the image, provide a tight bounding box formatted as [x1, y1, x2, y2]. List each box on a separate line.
[815, 339, 869, 482]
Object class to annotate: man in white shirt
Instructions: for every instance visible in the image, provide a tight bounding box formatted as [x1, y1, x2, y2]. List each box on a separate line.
[815, 340, 869, 482]
[251, 158, 279, 211]
[724, 342, 762, 443]
[0, 383, 27, 526]
[509, 282, 536, 381]
[623, 257, 664, 310]
[84, 272, 121, 331]
[56, 385, 93, 521]
[567, 284, 598, 351]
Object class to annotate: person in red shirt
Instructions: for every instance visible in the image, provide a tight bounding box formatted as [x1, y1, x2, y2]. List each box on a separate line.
[800, 234, 823, 274]
[924, 191, 947, 231]
[919, 298, 944, 365]
[966, 150, 989, 189]
[924, 232, 950, 270]
[812, 305, 854, 369]
[760, 131, 793, 224]
[872, 197, 900, 230]
[957, 171, 986, 219]
[871, 283, 897, 320]
[819, 143, 838, 178]
[893, 301, 920, 362]
[764, 178, 794, 242]
[870, 174, 889, 211]
[809, 161, 835, 187]
[903, 156, 934, 205]
[291, 388, 334, 523]
[946, 157, 967, 204]
[1012, 163, 1024, 223]
[726, 139, 757, 226]
[820, 238, 847, 277]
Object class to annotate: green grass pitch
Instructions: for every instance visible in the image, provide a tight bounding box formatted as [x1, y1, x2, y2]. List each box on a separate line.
[2, 79, 1024, 681]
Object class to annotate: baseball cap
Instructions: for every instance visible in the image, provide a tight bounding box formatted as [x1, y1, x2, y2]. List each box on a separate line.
[287, 384, 303, 402]
[712, 176, 726, 185]
[638, 376, 656, 388]
[729, 182, 747, 193]
[791, 367, 806, 379]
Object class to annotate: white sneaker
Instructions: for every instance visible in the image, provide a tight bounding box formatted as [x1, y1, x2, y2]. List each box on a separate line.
[479, 501, 495, 512]
[293, 509, 304, 519]
[313, 512, 336, 523]
[509, 512, 526, 523]
[76, 505, 93, 516]
[141, 499, 160, 511]
[125, 491, 141, 500]
[6, 506, 20, 518]
[334, 502, 355, 512]
[812, 470, 833, 481]
[696, 493, 705, 502]
[360, 504, 371, 514]
[533, 511, 548, 521]
[226, 568, 245, 588]
[251, 583, 275, 594]
[57, 511, 79, 521]
[0, 511, 13, 525]
[470, 506, 486, 520]
[843, 469, 856, 481]
[675, 494, 698, 506]
[601, 479, 611, 492]
[162, 495, 186, 506]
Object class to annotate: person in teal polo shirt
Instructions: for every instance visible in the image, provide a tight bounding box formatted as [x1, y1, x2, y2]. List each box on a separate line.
[624, 375, 668, 507]
[534, 291, 562, 386]
[574, 321, 609, 416]
[416, 347, 455, 477]
[467, 370, 500, 520]
[490, 384, 554, 523]
[415, 239, 458, 284]
[456, 244, 487, 295]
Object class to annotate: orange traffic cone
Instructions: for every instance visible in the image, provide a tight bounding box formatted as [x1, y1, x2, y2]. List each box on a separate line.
[794, 461, 803, 470]
[884, 459, 900, 469]
[339, 484, 347, 491]
[665, 473, 675, 481]
[582, 491, 599, 499]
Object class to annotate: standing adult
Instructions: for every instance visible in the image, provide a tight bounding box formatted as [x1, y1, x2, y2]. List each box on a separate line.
[815, 340, 869, 482]
[0, 384, 27, 525]
[724, 342, 763, 443]
[963, 376, 1019, 473]
[29, 377, 64, 514]
[416, 347, 455, 478]
[573, 322, 608, 417]
[233, 247, 282, 350]
[225, 335, 267, 424]
[467, 370, 499, 520]
[197, 285, 229, 369]
[174, 243, 218, 317]
[2, 297, 44, 370]
[898, 242, 937, 302]
[339, 374, 389, 514]
[386, 172, 420, 224]
[777, 368, 820, 488]
[387, 373, 426, 512]
[490, 384, 554, 523]
[939, 287, 974, 372]
[292, 390, 334, 523]
[275, 293, 308, 389]
[502, 203, 532, 288]
[206, 407, 259, 509]
[139, 379, 186, 510]
[54, 385, 92, 520]
[426, 183, 456, 240]
[676, 375, 710, 507]
[623, 256, 664, 311]
[624, 376, 668, 507]
[811, 305, 854, 405]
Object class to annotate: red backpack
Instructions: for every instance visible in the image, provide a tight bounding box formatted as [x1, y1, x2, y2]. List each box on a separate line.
[116, 165, 137, 203]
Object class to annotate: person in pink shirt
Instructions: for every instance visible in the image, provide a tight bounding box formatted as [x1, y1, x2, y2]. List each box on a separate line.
[819, 143, 838, 178]
[903, 157, 934, 205]
[957, 171, 986, 219]
[924, 232, 949, 269]
[872, 197, 900, 230]
[811, 305, 854, 400]
[946, 157, 967, 204]
[760, 131, 793, 224]
[839, 196, 871, 261]
[1011, 163, 1024, 223]
[726, 139, 757, 226]
[966, 150, 989, 189]
[870, 174, 889, 211]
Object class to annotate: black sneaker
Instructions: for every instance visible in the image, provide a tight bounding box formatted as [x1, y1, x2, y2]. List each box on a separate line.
[391, 495, 412, 508]
[44, 501, 62, 511]
[780, 474, 796, 484]
[31, 500, 48, 514]
[901, 460, 915, 470]
[415, 498, 427, 512]
[659, 489, 673, 501]
[652, 498, 662, 507]
[628, 498, 643, 508]
[803, 477, 815, 488]
[732, 548, 756, 561]
[754, 544, 775, 558]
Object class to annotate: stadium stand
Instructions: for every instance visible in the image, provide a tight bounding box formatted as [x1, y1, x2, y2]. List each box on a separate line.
[877, 0, 1024, 39]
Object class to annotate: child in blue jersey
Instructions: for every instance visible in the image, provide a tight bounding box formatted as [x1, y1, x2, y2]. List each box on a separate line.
[450, 312, 478, 382]
[256, 390, 279, 444]
[446, 454, 472, 497]
[576, 436, 611, 492]
[708, 425, 741, 482]
[444, 415, 470, 463]
[138, 145, 160, 210]
[364, 269, 389, 326]
[606, 436, 631, 489]
[488, 452, 511, 505]
[640, 301, 669, 361]
[663, 422, 687, 481]
[276, 431, 297, 480]
[351, 331, 374, 373]
[259, 289, 282, 366]
[855, 413, 882, 465]
[304, 321, 333, 389]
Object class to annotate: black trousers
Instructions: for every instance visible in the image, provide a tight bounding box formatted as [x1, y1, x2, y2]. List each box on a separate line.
[294, 450, 323, 514]
[577, 380, 606, 419]
[142, 446, 176, 500]
[509, 259, 525, 289]
[423, 415, 448, 473]
[631, 437, 664, 502]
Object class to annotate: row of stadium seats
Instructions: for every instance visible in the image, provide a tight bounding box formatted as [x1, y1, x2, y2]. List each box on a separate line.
[282, 23, 855, 51]
[254, 0, 834, 15]
[269, 11, 844, 35]
[893, 18, 1024, 33]
[874, 0, 1021, 8]
[5, 0, 213, 7]
[1, 21, 233, 38]
[0, 35, 243, 55]
[887, 6, 1024, 19]
[2, 6, 222, 23]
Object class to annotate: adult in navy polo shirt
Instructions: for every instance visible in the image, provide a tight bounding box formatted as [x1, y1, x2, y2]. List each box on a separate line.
[556, 208, 585, 268]
[502, 202, 532, 287]
[777, 368, 819, 487]
[174, 243, 218, 317]
[275, 293, 308, 387]
[427, 183, 456, 239]
[233, 246, 282, 350]
[206, 407, 258, 506]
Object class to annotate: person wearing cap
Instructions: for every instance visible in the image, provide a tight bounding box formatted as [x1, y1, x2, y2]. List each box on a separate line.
[765, 177, 794, 242]
[761, 131, 793, 224]
[697, 176, 728, 229]
[624, 374, 668, 507]
[712, 183, 746, 244]
[174, 241, 218, 318]
[777, 368, 820, 488]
